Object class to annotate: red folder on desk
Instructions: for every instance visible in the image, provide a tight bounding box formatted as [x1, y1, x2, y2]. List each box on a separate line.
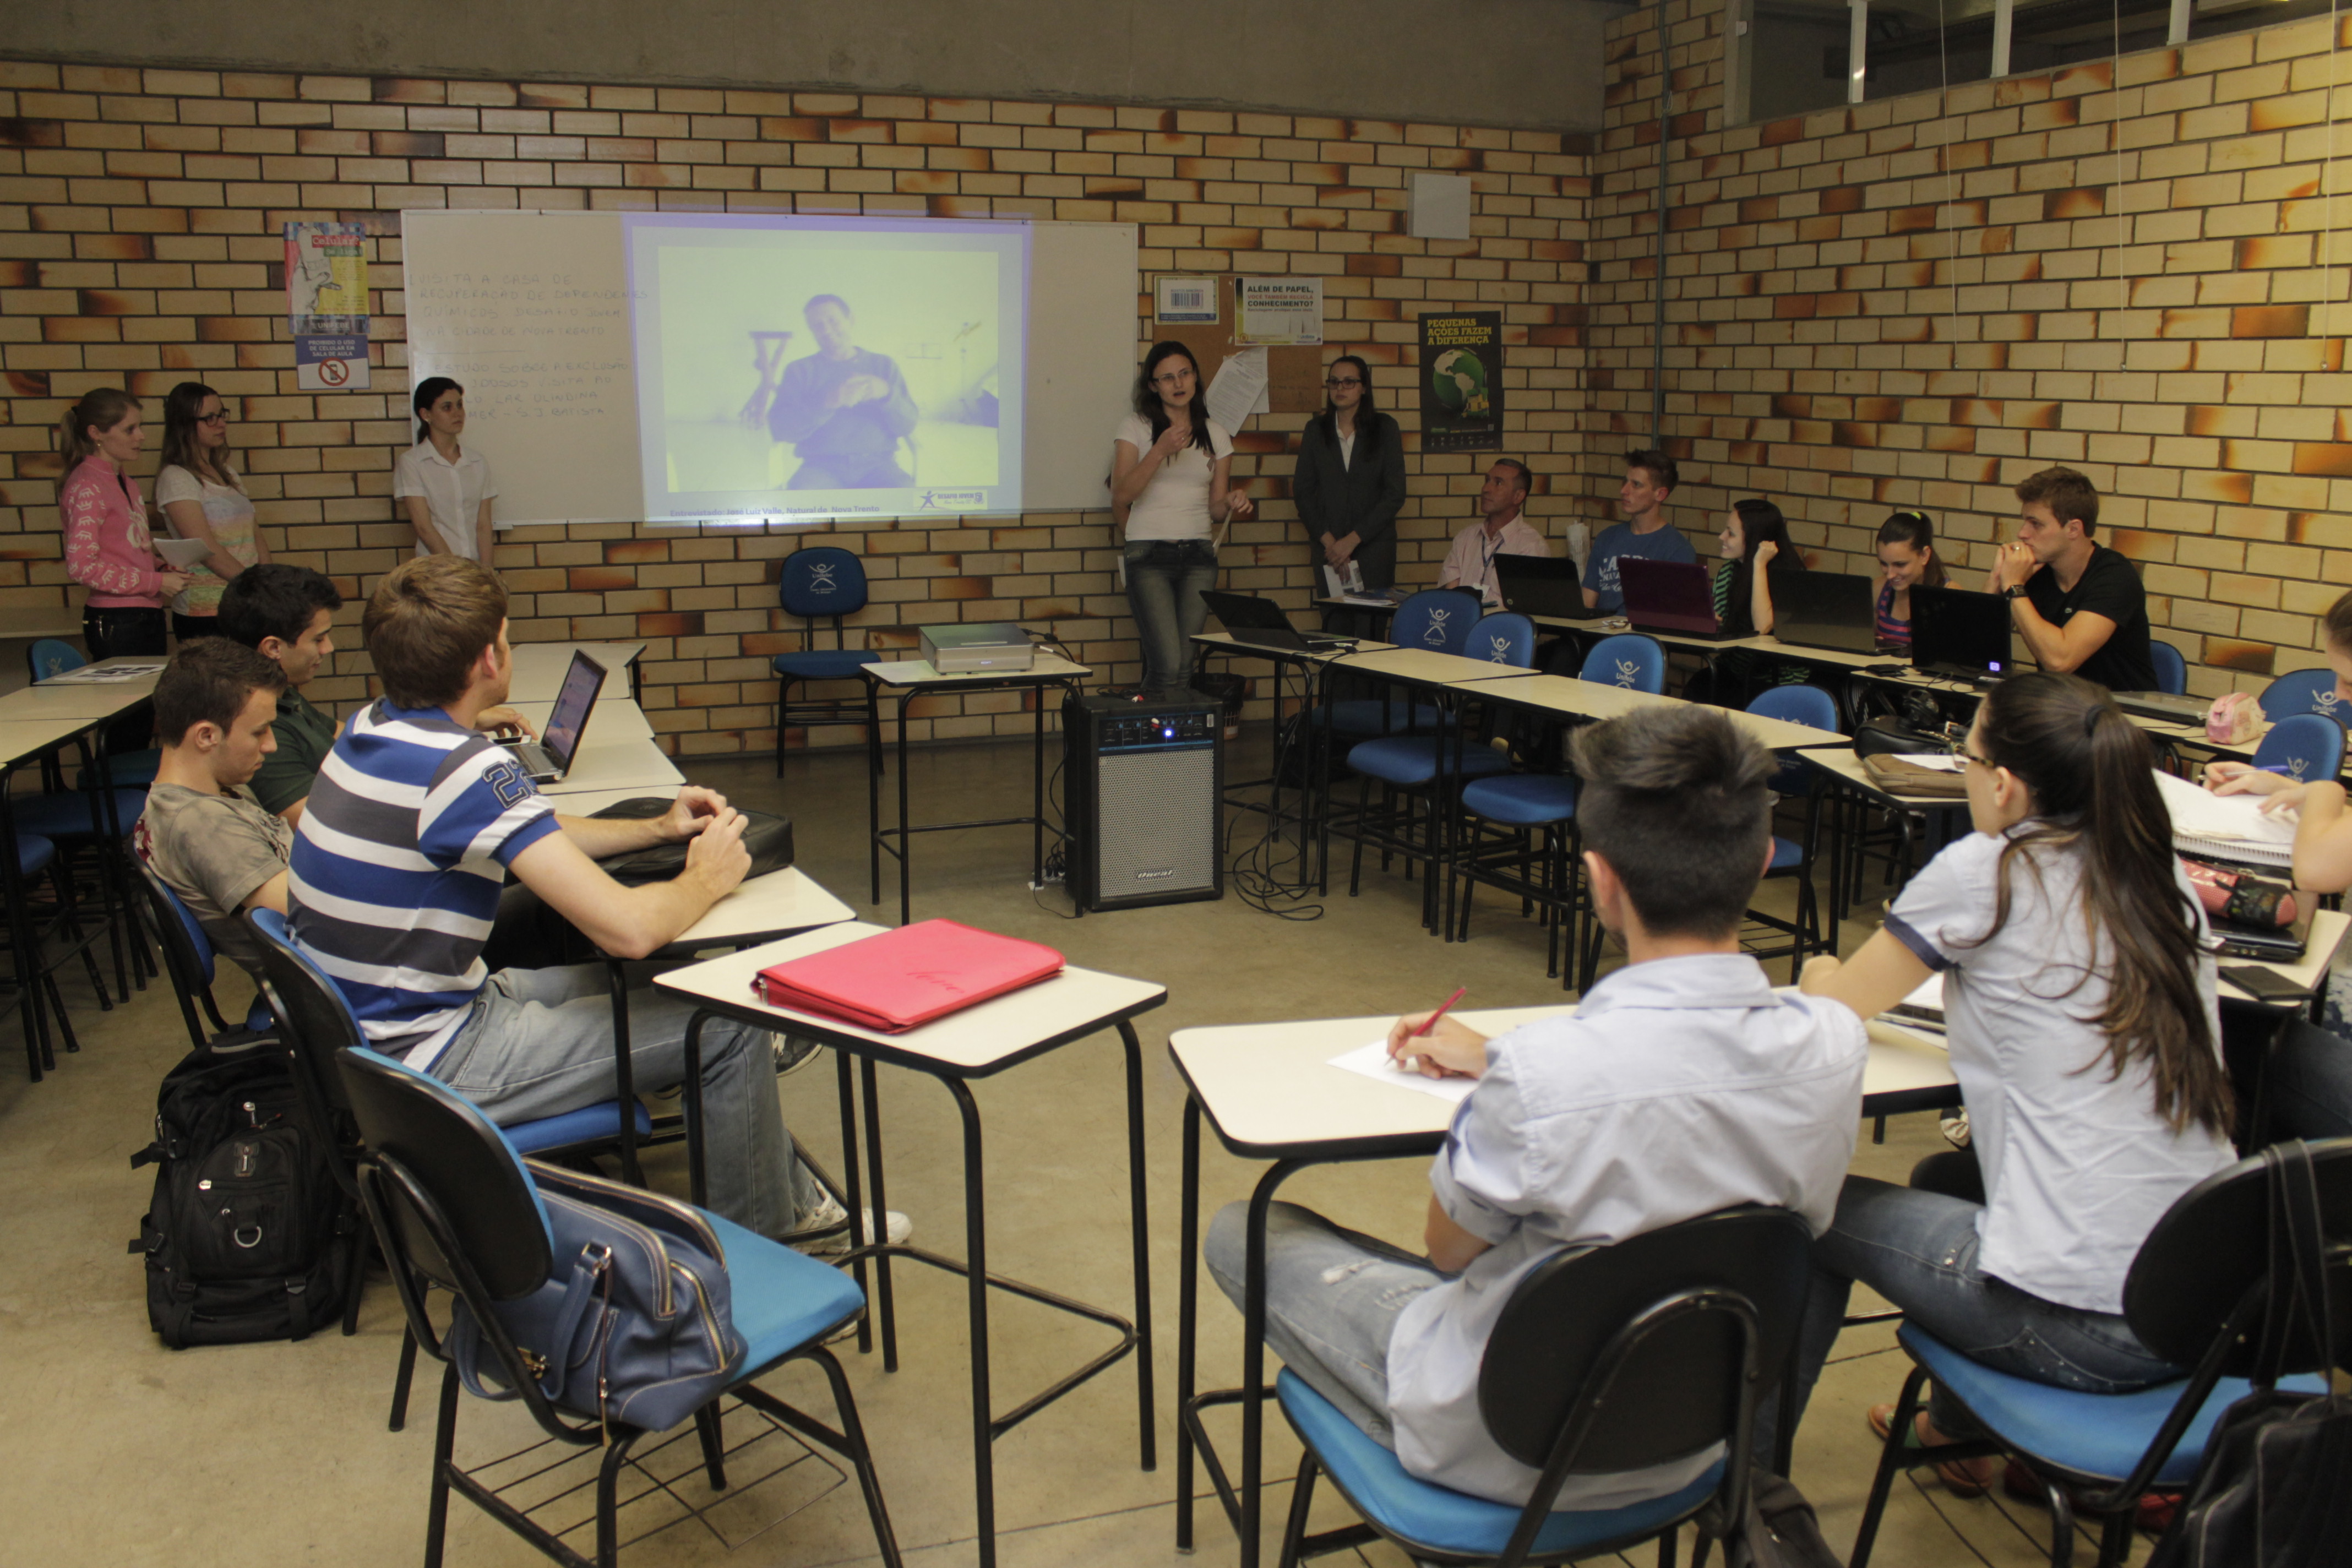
[751, 919, 1065, 1032]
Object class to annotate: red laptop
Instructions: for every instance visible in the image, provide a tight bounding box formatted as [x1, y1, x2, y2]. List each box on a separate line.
[752, 919, 1065, 1033]
[1618, 558, 1741, 641]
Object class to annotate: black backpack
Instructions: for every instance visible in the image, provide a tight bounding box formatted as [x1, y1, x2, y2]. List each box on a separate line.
[128, 1038, 351, 1348]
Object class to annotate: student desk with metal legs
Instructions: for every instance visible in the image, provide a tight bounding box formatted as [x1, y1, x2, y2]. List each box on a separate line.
[656, 919, 1164, 1568]
[507, 639, 647, 702]
[1167, 1006, 1962, 1568]
[859, 655, 1093, 925]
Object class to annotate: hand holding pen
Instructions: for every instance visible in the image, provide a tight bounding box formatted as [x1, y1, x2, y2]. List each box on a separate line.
[1385, 987, 1489, 1081]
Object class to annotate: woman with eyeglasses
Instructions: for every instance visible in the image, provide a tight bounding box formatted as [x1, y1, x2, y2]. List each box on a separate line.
[1766, 672, 2235, 1487]
[154, 381, 269, 641]
[1292, 354, 1405, 592]
[1110, 341, 1255, 698]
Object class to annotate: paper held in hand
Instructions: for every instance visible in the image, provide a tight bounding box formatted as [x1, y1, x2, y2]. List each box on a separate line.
[1326, 1039, 1477, 1104]
[2155, 769, 2296, 870]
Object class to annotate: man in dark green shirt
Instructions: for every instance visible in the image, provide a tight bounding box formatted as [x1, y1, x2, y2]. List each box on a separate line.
[217, 565, 346, 825]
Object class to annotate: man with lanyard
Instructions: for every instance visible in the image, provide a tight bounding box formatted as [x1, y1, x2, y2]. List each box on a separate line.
[1438, 458, 1548, 606]
[1985, 465, 2157, 693]
[1582, 448, 1698, 611]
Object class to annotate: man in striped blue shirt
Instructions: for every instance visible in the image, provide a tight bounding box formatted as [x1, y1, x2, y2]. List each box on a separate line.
[287, 557, 827, 1237]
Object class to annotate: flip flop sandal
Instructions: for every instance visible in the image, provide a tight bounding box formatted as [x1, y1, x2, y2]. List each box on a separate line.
[1869, 1401, 1996, 1498]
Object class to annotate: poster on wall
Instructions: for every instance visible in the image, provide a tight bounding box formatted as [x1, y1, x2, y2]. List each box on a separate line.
[1418, 311, 1502, 453]
[1235, 277, 1322, 345]
[286, 221, 371, 390]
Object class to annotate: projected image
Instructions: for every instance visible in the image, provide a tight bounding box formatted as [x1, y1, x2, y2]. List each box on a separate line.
[626, 216, 1027, 524]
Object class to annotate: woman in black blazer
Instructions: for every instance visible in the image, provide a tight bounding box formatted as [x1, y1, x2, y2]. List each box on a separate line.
[1293, 354, 1407, 591]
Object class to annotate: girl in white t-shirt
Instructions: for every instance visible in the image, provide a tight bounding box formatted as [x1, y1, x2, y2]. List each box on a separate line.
[154, 380, 268, 639]
[1776, 672, 2237, 1485]
[394, 377, 497, 563]
[1108, 341, 1254, 696]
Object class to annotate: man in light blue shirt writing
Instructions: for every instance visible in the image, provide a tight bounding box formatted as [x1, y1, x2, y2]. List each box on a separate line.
[1206, 705, 1867, 1511]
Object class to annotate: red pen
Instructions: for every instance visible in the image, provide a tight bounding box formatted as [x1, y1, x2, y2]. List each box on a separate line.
[1396, 986, 1467, 1073]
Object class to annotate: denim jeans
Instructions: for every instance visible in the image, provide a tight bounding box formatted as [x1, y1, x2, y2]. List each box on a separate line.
[1760, 1175, 2180, 1463]
[1205, 1200, 1444, 1447]
[1124, 537, 1218, 696]
[428, 963, 822, 1237]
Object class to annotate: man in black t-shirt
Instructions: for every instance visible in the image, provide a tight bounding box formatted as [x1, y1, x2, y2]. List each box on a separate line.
[1984, 466, 2157, 693]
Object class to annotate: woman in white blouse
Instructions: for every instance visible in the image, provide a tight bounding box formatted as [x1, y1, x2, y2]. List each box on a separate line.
[1109, 341, 1253, 698]
[394, 377, 497, 563]
[153, 381, 268, 640]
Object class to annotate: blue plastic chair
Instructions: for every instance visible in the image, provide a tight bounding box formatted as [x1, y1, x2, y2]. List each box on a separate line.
[5, 831, 80, 1079]
[2150, 640, 2187, 695]
[771, 546, 874, 775]
[1742, 685, 1838, 981]
[1578, 633, 1666, 694]
[1848, 1142, 2349, 1568]
[2260, 666, 2348, 726]
[336, 1046, 902, 1568]
[1466, 611, 1536, 668]
[2250, 711, 2345, 785]
[1273, 1206, 1811, 1568]
[1315, 590, 1484, 739]
[134, 861, 274, 1052]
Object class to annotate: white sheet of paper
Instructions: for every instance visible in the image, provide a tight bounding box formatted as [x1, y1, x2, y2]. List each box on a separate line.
[154, 536, 214, 569]
[1204, 346, 1269, 434]
[1327, 1039, 1478, 1103]
[1904, 753, 1964, 772]
[2155, 768, 2298, 846]
[1901, 973, 1943, 1011]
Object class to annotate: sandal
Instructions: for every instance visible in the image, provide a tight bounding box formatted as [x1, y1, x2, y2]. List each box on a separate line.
[1869, 1402, 1998, 1498]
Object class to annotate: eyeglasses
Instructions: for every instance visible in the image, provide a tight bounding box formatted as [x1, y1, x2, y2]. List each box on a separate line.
[197, 413, 229, 425]
[1151, 368, 1195, 386]
[1324, 377, 1363, 389]
[1962, 748, 1997, 771]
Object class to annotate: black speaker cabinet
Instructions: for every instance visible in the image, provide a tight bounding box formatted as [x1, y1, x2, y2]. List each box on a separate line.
[1061, 692, 1224, 912]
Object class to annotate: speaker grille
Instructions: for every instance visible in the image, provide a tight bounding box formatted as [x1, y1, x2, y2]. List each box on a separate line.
[1096, 744, 1218, 899]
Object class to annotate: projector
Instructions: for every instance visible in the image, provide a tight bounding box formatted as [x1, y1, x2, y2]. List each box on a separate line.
[920, 623, 1036, 674]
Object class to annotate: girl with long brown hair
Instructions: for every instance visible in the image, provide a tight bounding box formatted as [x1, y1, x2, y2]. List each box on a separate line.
[1767, 672, 2237, 1480]
[154, 380, 268, 640]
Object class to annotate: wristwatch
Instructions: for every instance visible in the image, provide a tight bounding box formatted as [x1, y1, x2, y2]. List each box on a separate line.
[2000, 585, 2026, 601]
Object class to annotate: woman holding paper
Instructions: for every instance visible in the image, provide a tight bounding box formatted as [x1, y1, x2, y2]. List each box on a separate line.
[1292, 354, 1405, 592]
[395, 377, 498, 563]
[154, 381, 268, 641]
[1771, 672, 2235, 1482]
[61, 388, 190, 658]
[1110, 341, 1254, 698]
[2206, 587, 2352, 1135]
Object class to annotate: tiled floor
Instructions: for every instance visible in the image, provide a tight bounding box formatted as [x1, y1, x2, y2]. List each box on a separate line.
[0, 733, 2157, 1566]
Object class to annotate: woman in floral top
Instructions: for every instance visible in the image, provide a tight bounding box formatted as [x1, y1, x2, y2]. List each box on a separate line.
[60, 387, 188, 749]
[153, 381, 268, 640]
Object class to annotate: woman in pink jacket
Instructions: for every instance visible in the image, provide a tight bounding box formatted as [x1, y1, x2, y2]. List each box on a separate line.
[58, 389, 188, 748]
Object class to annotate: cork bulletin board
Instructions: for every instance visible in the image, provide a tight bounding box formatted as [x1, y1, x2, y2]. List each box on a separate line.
[1155, 274, 1326, 424]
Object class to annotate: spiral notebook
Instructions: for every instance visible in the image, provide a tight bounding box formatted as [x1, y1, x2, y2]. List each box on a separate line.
[2153, 770, 2296, 871]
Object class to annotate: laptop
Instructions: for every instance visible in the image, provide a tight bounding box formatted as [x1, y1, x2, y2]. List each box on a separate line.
[1909, 586, 2014, 683]
[2213, 900, 2314, 962]
[1618, 557, 1741, 641]
[1199, 590, 1354, 654]
[2113, 690, 2211, 723]
[1494, 554, 1603, 621]
[499, 650, 606, 783]
[1773, 570, 1881, 655]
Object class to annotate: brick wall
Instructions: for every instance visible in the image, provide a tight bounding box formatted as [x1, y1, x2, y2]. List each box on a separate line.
[0, 61, 1589, 748]
[1589, 2, 2352, 692]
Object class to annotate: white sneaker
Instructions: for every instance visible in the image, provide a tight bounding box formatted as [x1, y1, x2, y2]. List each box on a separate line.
[790, 1195, 912, 1254]
[771, 1034, 823, 1076]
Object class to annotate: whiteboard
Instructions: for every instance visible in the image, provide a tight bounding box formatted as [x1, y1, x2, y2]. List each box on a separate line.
[399, 212, 1136, 524]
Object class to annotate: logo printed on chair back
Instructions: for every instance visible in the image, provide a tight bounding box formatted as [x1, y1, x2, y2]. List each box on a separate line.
[1613, 658, 1638, 688]
[1485, 635, 1511, 662]
[2286, 756, 2311, 780]
[1423, 607, 1451, 646]
[808, 561, 839, 593]
[2316, 689, 2342, 717]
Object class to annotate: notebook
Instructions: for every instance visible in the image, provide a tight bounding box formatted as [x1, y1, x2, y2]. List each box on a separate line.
[1772, 571, 1880, 654]
[1494, 554, 1603, 620]
[750, 919, 1065, 1033]
[1618, 558, 1741, 640]
[1908, 586, 2013, 682]
[498, 650, 605, 783]
[1200, 590, 1354, 654]
[2153, 769, 2296, 872]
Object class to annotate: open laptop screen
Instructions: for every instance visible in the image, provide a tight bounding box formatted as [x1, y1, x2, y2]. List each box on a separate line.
[541, 652, 607, 771]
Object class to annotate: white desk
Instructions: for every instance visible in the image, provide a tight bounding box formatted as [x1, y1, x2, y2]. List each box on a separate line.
[656, 919, 1165, 1568]
[860, 654, 1095, 924]
[4, 658, 164, 719]
[507, 640, 647, 703]
[1467, 673, 1845, 749]
[538, 737, 683, 797]
[507, 694, 655, 744]
[1166, 1004, 1956, 1566]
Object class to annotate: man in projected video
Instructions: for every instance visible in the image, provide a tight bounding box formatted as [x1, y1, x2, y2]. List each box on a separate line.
[764, 294, 920, 489]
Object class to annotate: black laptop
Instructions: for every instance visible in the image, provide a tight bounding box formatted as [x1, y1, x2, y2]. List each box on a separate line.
[2213, 900, 2314, 962]
[1909, 586, 2014, 682]
[1200, 590, 1354, 654]
[1494, 555, 1602, 621]
[1773, 570, 1880, 655]
[1619, 558, 1741, 641]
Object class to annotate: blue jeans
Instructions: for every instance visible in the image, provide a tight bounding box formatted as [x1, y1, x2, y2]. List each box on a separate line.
[1124, 538, 1218, 695]
[1762, 1175, 2179, 1463]
[1205, 1200, 1444, 1447]
[428, 964, 822, 1237]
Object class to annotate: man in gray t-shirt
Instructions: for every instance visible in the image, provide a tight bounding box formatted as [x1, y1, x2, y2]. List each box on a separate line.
[133, 640, 293, 977]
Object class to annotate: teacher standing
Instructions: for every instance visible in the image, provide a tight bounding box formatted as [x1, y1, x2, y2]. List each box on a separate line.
[1110, 342, 1254, 699]
[395, 377, 497, 563]
[1292, 354, 1405, 592]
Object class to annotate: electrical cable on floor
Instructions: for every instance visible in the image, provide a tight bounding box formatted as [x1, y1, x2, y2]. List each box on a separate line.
[1228, 659, 1329, 921]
